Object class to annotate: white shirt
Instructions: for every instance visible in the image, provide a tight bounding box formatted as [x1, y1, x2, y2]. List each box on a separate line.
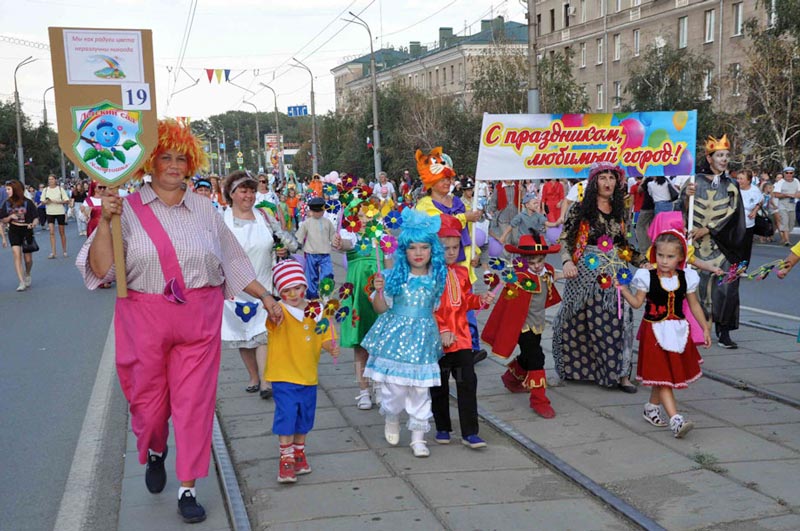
[647, 179, 675, 203]
[565, 181, 586, 202]
[739, 186, 764, 229]
[774, 178, 800, 208]
[373, 181, 396, 201]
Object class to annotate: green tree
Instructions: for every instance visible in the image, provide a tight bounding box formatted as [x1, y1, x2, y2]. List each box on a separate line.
[0, 100, 62, 185]
[470, 39, 528, 114]
[537, 49, 589, 113]
[762, 0, 800, 40]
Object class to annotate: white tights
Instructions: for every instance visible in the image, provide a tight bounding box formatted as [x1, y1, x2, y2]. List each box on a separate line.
[378, 382, 432, 432]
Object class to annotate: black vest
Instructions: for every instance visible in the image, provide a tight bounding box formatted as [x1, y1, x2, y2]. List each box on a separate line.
[643, 269, 686, 322]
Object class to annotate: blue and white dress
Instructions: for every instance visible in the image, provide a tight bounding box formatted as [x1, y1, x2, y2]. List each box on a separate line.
[362, 272, 443, 387]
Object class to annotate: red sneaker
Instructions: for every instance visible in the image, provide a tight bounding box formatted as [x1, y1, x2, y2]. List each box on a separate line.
[294, 449, 311, 475]
[277, 455, 297, 483]
[501, 370, 527, 393]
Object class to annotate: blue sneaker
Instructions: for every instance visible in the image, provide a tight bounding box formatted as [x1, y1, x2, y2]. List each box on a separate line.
[434, 431, 451, 444]
[461, 434, 487, 449]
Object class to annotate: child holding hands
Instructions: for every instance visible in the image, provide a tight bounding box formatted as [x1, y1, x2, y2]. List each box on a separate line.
[266, 259, 340, 483]
[432, 215, 496, 448]
[361, 209, 448, 457]
[618, 230, 711, 439]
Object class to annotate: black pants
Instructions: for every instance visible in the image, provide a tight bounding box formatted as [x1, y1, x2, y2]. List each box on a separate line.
[742, 227, 755, 266]
[430, 349, 478, 437]
[516, 330, 545, 371]
[37, 207, 47, 227]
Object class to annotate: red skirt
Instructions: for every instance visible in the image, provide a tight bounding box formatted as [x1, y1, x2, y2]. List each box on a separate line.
[636, 320, 703, 389]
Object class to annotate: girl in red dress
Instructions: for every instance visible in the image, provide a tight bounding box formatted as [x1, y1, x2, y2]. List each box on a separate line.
[618, 230, 711, 438]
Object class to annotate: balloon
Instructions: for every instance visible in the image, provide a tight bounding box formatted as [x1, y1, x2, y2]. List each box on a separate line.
[672, 111, 688, 132]
[665, 149, 694, 176]
[473, 227, 487, 248]
[292, 253, 306, 268]
[647, 129, 671, 149]
[488, 237, 504, 258]
[545, 226, 562, 245]
[620, 118, 645, 150]
[583, 113, 612, 128]
[561, 114, 583, 128]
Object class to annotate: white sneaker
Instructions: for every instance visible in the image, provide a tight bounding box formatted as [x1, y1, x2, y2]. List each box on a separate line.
[16, 282, 26, 292]
[24, 274, 31, 287]
[384, 420, 400, 446]
[670, 414, 694, 439]
[410, 431, 429, 457]
[643, 403, 668, 427]
[356, 390, 372, 410]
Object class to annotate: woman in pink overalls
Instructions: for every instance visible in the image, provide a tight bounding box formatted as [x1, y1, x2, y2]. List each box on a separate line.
[76, 120, 283, 524]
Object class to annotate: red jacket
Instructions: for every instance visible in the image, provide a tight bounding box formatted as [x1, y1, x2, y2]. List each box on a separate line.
[434, 265, 483, 353]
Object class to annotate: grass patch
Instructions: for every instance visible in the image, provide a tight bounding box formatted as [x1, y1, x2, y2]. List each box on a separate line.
[690, 452, 728, 474]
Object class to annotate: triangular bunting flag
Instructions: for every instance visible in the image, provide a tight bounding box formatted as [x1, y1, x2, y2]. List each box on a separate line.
[224, 69, 231, 82]
[206, 69, 214, 83]
[215, 69, 223, 83]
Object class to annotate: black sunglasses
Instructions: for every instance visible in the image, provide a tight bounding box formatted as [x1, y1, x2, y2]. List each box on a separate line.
[97, 186, 107, 190]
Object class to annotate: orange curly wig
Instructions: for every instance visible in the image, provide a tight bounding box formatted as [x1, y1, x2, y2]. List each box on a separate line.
[139, 119, 209, 177]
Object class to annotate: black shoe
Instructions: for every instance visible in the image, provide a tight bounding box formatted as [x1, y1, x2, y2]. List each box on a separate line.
[177, 491, 206, 523]
[473, 349, 488, 364]
[145, 445, 168, 493]
[717, 331, 738, 349]
[260, 388, 273, 400]
[618, 381, 638, 393]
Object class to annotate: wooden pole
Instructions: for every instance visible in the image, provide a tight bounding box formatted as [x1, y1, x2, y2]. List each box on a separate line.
[111, 187, 127, 297]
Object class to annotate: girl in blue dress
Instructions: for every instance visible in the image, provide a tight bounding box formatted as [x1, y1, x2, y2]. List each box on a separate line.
[362, 209, 447, 457]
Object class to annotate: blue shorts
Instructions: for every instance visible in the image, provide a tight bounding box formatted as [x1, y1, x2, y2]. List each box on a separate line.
[272, 382, 317, 436]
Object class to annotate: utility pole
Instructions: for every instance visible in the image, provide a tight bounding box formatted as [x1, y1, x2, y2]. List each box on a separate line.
[242, 100, 262, 171]
[292, 58, 318, 175]
[526, 0, 540, 114]
[259, 83, 285, 184]
[344, 11, 382, 178]
[14, 56, 37, 184]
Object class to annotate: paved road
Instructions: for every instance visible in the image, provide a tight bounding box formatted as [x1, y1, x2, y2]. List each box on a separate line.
[0, 227, 126, 531]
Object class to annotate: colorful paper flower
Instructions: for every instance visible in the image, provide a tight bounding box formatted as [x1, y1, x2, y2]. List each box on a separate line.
[597, 273, 613, 289]
[597, 235, 614, 253]
[584, 253, 600, 270]
[304, 301, 322, 319]
[343, 215, 362, 233]
[323, 299, 340, 316]
[319, 277, 336, 297]
[322, 183, 338, 196]
[324, 200, 341, 214]
[511, 257, 529, 272]
[334, 306, 350, 323]
[234, 301, 259, 323]
[488, 257, 507, 271]
[617, 246, 633, 262]
[616, 268, 633, 286]
[339, 191, 353, 206]
[364, 219, 383, 239]
[356, 237, 373, 256]
[363, 204, 379, 219]
[379, 234, 398, 254]
[342, 174, 357, 190]
[519, 277, 541, 293]
[314, 317, 330, 335]
[483, 271, 500, 289]
[383, 210, 402, 229]
[338, 282, 354, 300]
[355, 187, 370, 200]
[502, 285, 519, 299]
[501, 270, 518, 284]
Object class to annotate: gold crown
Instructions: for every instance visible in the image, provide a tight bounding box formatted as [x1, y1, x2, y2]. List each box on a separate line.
[705, 134, 731, 154]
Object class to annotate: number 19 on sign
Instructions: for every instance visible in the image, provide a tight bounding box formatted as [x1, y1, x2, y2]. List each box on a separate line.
[121, 83, 151, 111]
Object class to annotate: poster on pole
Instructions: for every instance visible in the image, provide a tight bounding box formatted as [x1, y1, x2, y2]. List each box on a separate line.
[475, 111, 697, 181]
[265, 133, 283, 173]
[49, 26, 158, 187]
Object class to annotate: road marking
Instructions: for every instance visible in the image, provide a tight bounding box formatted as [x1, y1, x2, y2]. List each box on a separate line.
[741, 305, 800, 322]
[54, 321, 117, 531]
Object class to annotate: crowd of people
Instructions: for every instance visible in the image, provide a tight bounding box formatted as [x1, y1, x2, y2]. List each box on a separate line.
[3, 118, 796, 525]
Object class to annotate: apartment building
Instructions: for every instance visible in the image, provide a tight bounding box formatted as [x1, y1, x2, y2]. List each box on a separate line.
[533, 0, 770, 111]
[331, 17, 527, 113]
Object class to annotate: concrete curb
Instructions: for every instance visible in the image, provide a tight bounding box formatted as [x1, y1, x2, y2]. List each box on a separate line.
[212, 415, 251, 531]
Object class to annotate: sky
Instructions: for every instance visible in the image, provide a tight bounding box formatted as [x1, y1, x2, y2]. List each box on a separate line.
[1, 0, 526, 129]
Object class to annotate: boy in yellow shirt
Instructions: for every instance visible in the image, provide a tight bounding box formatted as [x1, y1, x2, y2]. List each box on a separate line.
[267, 259, 339, 484]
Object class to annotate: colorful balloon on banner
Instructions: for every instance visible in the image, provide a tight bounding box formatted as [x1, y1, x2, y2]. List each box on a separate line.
[621, 118, 645, 150]
[665, 148, 695, 175]
[561, 114, 583, 128]
[672, 111, 689, 132]
[583, 114, 612, 128]
[647, 129, 671, 149]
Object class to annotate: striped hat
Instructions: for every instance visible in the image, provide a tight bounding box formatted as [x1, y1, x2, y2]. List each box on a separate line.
[272, 259, 307, 294]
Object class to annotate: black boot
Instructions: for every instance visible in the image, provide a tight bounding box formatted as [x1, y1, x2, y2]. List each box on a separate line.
[717, 327, 738, 349]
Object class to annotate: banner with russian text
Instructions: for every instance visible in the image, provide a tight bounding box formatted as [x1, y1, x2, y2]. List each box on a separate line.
[475, 111, 697, 180]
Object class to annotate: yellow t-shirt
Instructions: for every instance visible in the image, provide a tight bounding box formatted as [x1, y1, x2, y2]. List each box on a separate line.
[265, 302, 336, 385]
[43, 186, 68, 216]
[791, 241, 800, 258]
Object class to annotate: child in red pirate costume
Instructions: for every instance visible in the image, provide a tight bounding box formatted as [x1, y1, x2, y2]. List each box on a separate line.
[481, 230, 563, 418]
[431, 215, 496, 448]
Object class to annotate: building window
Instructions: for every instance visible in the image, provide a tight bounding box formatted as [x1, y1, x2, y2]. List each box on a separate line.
[564, 3, 571, 28]
[596, 84, 604, 110]
[443, 67, 447, 85]
[550, 9, 556, 32]
[580, 0, 587, 23]
[731, 63, 741, 96]
[704, 10, 715, 43]
[536, 14, 542, 36]
[596, 38, 603, 64]
[450, 65, 454, 84]
[458, 63, 463, 82]
[632, 29, 640, 56]
[580, 42, 586, 68]
[633, 0, 640, 6]
[428, 71, 432, 88]
[703, 69, 713, 99]
[769, 0, 777, 28]
[613, 33, 621, 61]
[613, 81, 622, 108]
[597, 0, 605, 18]
[678, 16, 688, 48]
[615, 0, 621, 12]
[732, 3, 743, 36]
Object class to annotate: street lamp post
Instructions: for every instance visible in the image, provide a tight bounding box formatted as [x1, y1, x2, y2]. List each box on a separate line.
[259, 83, 285, 184]
[526, 0, 540, 113]
[14, 56, 37, 184]
[291, 58, 318, 175]
[241, 100, 263, 171]
[344, 11, 382, 178]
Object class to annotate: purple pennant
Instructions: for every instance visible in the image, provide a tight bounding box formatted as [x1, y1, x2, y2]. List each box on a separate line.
[163, 277, 187, 304]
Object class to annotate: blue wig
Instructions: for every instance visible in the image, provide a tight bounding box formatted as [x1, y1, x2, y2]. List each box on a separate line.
[384, 209, 447, 300]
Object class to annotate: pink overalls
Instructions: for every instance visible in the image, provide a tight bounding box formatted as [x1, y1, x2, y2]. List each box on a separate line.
[115, 193, 224, 481]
